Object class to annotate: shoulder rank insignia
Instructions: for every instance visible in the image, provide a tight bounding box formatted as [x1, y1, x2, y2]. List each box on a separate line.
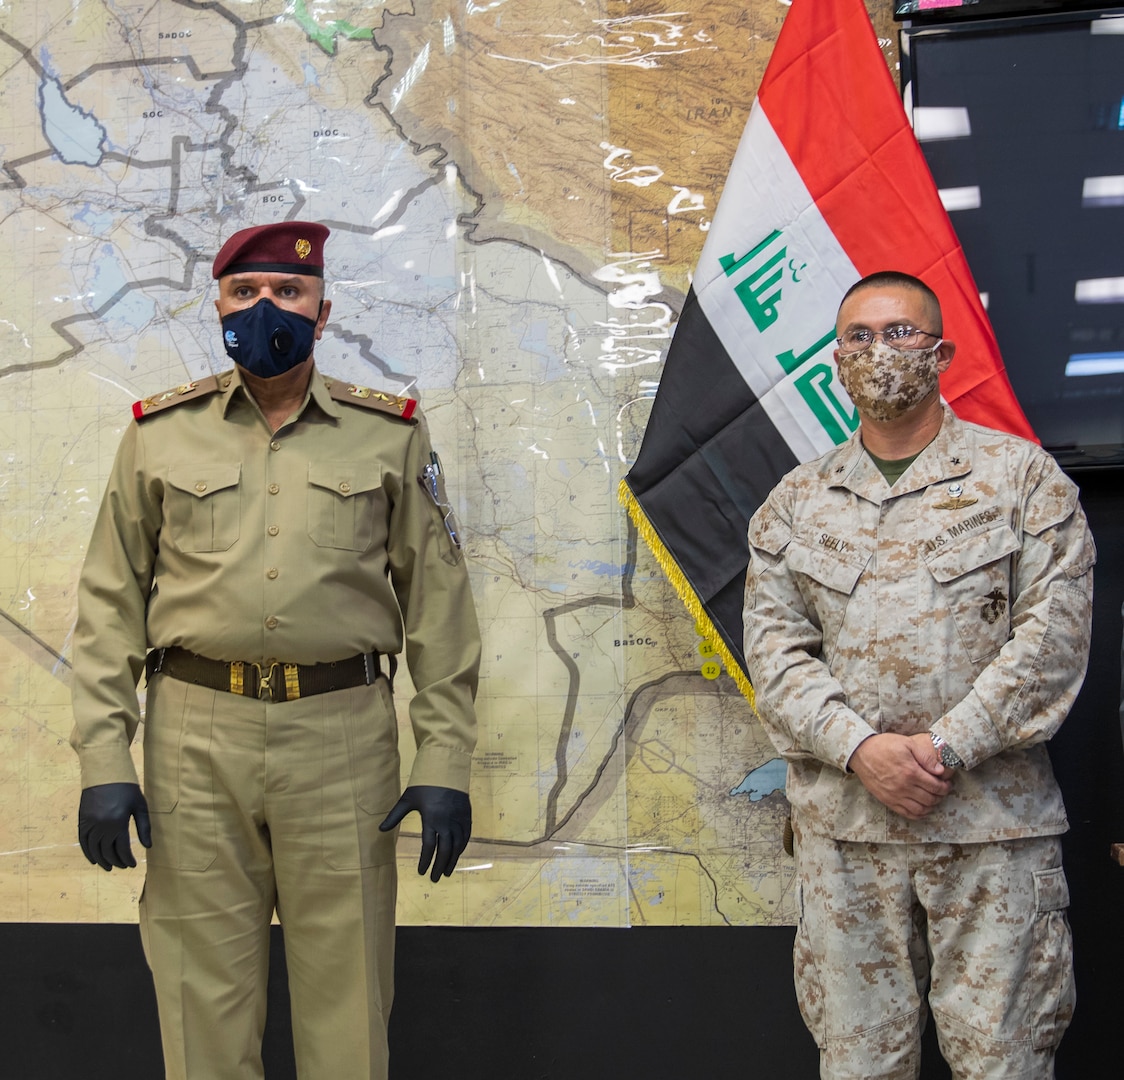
[324, 378, 417, 421]
[132, 375, 222, 421]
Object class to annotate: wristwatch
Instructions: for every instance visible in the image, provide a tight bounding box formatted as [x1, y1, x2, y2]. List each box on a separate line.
[930, 731, 964, 768]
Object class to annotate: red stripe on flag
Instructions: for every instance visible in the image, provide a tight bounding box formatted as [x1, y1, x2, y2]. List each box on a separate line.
[758, 0, 1034, 440]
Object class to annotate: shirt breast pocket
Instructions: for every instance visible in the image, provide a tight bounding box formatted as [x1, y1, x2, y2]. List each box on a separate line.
[787, 538, 871, 662]
[308, 462, 383, 551]
[924, 523, 1020, 664]
[165, 464, 242, 553]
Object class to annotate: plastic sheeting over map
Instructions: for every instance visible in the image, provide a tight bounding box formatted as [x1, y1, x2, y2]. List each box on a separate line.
[0, 0, 814, 927]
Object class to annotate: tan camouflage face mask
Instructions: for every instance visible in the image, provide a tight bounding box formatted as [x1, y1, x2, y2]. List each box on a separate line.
[837, 340, 941, 422]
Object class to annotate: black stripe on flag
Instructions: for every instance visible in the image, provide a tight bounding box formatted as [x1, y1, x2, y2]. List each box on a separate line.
[623, 286, 798, 680]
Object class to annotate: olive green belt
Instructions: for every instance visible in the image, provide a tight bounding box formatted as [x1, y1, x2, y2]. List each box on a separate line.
[146, 646, 386, 703]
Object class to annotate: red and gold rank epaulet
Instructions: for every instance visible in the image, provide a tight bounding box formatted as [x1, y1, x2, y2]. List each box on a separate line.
[324, 378, 417, 421]
[132, 375, 223, 421]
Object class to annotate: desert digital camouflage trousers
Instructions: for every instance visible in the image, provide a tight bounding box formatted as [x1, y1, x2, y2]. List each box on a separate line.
[793, 826, 1074, 1080]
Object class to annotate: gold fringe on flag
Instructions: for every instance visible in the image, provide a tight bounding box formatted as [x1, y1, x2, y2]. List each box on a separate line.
[618, 479, 756, 710]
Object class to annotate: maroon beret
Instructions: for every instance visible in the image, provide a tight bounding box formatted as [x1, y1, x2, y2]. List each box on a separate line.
[212, 221, 330, 279]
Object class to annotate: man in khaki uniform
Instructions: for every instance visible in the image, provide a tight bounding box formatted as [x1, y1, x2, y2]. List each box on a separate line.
[70, 221, 480, 1080]
[744, 271, 1094, 1079]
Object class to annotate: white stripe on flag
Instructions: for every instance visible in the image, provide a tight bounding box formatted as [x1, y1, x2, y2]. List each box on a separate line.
[695, 103, 860, 462]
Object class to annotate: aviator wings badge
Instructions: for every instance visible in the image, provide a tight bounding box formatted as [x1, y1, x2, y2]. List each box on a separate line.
[933, 481, 978, 511]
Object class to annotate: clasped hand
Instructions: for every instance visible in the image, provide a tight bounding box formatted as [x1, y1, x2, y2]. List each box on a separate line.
[848, 733, 954, 820]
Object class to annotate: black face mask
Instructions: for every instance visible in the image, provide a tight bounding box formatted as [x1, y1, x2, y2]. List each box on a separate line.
[221, 298, 319, 378]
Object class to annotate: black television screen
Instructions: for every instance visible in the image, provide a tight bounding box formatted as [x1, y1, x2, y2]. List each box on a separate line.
[895, 1, 1113, 24]
[902, 8, 1124, 468]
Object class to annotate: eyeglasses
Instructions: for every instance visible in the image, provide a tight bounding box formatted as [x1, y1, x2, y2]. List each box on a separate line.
[836, 324, 941, 354]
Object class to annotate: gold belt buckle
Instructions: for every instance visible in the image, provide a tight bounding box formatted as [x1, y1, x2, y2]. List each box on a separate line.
[253, 661, 281, 701]
[246, 661, 300, 701]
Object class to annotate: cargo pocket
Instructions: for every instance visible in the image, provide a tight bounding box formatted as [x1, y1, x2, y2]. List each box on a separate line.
[308, 462, 383, 552]
[1028, 866, 1075, 1050]
[322, 680, 401, 870]
[142, 675, 217, 871]
[165, 463, 241, 552]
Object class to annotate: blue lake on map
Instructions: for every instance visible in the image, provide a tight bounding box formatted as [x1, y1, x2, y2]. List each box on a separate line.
[729, 757, 787, 801]
[38, 76, 105, 166]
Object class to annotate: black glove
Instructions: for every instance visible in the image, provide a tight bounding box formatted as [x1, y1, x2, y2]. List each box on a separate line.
[379, 785, 471, 883]
[78, 783, 152, 871]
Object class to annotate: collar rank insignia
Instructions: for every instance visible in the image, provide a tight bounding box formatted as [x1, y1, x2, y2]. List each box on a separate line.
[933, 481, 978, 511]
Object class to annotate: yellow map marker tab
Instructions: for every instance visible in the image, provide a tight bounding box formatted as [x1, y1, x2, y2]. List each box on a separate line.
[701, 660, 721, 680]
[698, 640, 716, 658]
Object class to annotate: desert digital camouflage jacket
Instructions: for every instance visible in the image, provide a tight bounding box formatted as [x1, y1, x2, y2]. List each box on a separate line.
[743, 406, 1095, 843]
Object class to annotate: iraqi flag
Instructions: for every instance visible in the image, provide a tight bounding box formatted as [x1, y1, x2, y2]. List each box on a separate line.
[619, 0, 1032, 704]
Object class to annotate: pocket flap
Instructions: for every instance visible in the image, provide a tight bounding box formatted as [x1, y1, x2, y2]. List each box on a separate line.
[924, 523, 1019, 583]
[1033, 866, 1070, 913]
[308, 462, 382, 498]
[167, 463, 241, 498]
[787, 539, 870, 595]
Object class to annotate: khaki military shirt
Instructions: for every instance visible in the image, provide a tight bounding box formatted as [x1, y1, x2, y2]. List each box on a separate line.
[71, 366, 479, 792]
[744, 406, 1095, 843]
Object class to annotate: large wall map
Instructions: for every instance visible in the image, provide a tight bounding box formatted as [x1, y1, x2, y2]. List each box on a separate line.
[0, 0, 895, 926]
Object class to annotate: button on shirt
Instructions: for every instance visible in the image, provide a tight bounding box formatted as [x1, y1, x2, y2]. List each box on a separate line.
[70, 366, 479, 791]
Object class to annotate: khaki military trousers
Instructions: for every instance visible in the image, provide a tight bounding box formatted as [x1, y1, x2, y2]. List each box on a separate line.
[138, 673, 401, 1080]
[793, 826, 1074, 1080]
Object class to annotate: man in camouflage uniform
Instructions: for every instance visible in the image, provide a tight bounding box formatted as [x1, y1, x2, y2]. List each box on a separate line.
[743, 271, 1094, 1079]
[70, 221, 480, 1080]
